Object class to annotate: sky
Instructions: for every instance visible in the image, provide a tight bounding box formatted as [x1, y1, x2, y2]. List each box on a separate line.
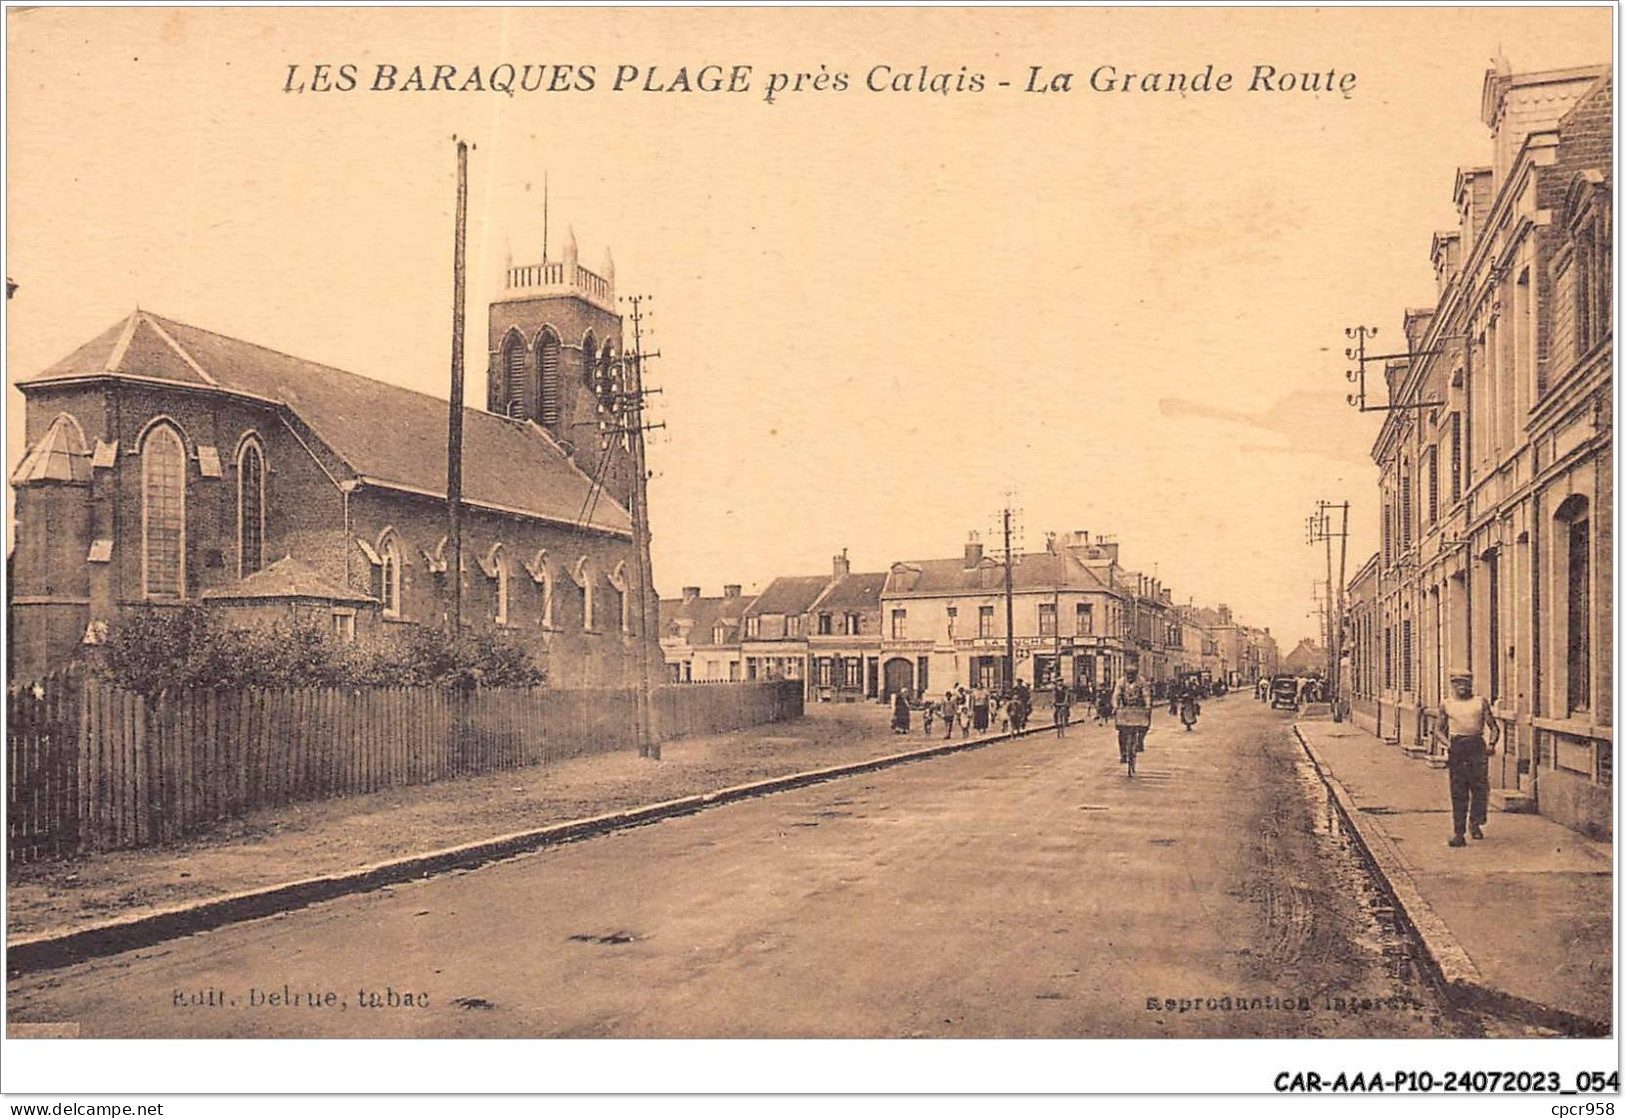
[5, 6, 1612, 649]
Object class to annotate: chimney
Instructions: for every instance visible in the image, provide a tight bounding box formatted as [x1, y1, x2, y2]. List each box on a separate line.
[682, 586, 701, 603]
[964, 531, 984, 568]
[1072, 530, 1089, 547]
[723, 584, 742, 598]
[833, 549, 850, 579]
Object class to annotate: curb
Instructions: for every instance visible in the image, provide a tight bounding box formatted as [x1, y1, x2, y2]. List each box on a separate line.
[7, 723, 1042, 977]
[1292, 724, 1608, 1038]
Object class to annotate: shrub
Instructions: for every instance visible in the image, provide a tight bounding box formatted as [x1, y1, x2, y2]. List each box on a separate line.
[95, 606, 546, 694]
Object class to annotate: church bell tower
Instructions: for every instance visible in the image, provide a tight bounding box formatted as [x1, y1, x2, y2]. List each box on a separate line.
[488, 223, 634, 509]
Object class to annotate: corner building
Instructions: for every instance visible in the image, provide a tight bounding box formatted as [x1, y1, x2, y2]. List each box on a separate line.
[1343, 62, 1612, 838]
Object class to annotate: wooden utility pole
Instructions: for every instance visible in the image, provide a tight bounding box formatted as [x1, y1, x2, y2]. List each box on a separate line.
[1335, 501, 1350, 708]
[1002, 505, 1016, 691]
[1307, 500, 1352, 709]
[446, 137, 470, 636]
[623, 295, 664, 759]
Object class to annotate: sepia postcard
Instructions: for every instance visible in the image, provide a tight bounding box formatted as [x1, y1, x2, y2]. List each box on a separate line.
[2, 3, 1617, 1105]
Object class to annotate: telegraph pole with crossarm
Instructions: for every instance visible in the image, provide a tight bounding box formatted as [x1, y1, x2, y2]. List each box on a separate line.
[619, 295, 666, 759]
[1306, 502, 1351, 711]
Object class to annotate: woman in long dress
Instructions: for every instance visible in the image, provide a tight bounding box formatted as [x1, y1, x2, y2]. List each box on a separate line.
[892, 688, 912, 734]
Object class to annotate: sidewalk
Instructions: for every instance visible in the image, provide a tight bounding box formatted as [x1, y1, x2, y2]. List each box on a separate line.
[1295, 718, 1613, 1033]
[7, 703, 975, 946]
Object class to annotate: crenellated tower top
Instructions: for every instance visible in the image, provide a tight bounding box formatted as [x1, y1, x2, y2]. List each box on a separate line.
[498, 224, 616, 313]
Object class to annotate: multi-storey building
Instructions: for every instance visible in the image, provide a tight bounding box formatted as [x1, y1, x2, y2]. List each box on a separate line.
[739, 574, 828, 687]
[879, 531, 1133, 700]
[806, 552, 887, 702]
[1344, 61, 1612, 837]
[659, 583, 751, 683]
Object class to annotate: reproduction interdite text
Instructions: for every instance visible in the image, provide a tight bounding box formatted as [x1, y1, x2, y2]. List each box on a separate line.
[281, 62, 1359, 102]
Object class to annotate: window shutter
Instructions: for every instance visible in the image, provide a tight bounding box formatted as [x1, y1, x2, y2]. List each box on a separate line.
[503, 339, 527, 419]
[1449, 414, 1462, 503]
[1400, 468, 1412, 549]
[538, 334, 561, 426]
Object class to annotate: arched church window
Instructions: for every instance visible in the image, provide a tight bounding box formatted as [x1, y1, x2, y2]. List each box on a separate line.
[237, 436, 266, 578]
[490, 545, 510, 627]
[141, 422, 187, 598]
[536, 329, 562, 427]
[379, 531, 402, 619]
[576, 557, 596, 631]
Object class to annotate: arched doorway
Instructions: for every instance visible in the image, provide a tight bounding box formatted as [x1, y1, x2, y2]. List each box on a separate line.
[882, 657, 915, 700]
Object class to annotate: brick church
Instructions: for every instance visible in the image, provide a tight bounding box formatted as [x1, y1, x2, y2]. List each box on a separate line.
[9, 229, 658, 688]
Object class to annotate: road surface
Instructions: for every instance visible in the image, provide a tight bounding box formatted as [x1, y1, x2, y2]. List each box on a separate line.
[8, 698, 1465, 1037]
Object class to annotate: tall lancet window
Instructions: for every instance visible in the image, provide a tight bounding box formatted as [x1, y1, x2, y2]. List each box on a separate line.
[537, 329, 561, 427]
[502, 334, 527, 419]
[142, 423, 187, 598]
[237, 437, 266, 578]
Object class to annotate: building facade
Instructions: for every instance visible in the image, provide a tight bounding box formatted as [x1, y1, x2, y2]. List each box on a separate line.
[806, 553, 887, 702]
[10, 233, 659, 689]
[879, 532, 1135, 701]
[659, 584, 751, 683]
[739, 574, 828, 687]
[1343, 61, 1612, 837]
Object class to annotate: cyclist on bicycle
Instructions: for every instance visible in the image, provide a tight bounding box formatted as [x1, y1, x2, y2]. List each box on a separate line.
[1112, 663, 1154, 772]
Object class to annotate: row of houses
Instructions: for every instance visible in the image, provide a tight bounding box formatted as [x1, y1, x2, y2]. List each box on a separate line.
[662, 533, 1280, 703]
[1342, 60, 1612, 838]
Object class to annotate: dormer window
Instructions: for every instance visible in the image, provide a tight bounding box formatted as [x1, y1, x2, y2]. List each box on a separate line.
[817, 612, 833, 636]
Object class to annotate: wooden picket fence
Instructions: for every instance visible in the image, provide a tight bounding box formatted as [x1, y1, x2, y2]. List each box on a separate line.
[6, 671, 802, 863]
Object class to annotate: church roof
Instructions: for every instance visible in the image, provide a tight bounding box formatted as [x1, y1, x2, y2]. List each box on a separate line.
[19, 311, 632, 536]
[201, 555, 376, 604]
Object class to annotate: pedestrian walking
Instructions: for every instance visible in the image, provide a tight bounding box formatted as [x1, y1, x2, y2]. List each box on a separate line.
[1052, 678, 1071, 737]
[1179, 688, 1201, 731]
[971, 683, 991, 735]
[891, 688, 912, 735]
[1078, 685, 1096, 724]
[939, 690, 959, 740]
[1434, 669, 1499, 846]
[1112, 664, 1153, 769]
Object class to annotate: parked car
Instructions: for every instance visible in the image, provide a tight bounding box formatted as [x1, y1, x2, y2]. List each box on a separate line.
[1269, 674, 1300, 710]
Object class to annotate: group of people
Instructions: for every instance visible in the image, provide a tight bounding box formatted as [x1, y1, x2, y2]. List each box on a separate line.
[890, 680, 1038, 739]
[885, 663, 1175, 776]
[1255, 674, 1328, 705]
